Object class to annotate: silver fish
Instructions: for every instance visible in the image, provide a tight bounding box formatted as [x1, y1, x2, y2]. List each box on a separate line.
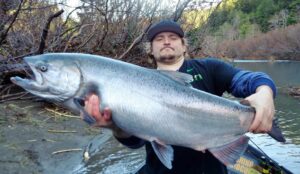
[11, 53, 285, 169]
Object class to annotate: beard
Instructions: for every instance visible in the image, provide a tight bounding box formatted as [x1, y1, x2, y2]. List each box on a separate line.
[156, 55, 177, 64]
[160, 55, 175, 61]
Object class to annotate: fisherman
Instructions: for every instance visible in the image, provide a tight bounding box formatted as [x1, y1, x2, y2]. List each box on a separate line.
[83, 20, 276, 173]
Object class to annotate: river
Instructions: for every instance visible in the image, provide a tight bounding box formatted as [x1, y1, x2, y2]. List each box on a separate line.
[75, 60, 300, 174]
[234, 60, 300, 174]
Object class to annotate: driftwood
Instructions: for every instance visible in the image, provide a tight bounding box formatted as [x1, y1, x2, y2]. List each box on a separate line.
[52, 148, 82, 155]
[47, 130, 77, 133]
[0, 65, 36, 103]
[287, 87, 300, 98]
[0, 63, 29, 85]
[0, 10, 64, 87]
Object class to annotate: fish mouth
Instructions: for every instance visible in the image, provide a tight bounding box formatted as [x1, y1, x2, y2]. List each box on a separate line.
[10, 58, 46, 92]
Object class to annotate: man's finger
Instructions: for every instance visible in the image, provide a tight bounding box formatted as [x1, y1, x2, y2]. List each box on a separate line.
[85, 97, 92, 115]
[240, 99, 250, 106]
[249, 110, 263, 132]
[103, 107, 112, 121]
[91, 95, 101, 118]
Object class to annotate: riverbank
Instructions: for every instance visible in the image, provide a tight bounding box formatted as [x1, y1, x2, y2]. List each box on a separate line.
[0, 99, 112, 174]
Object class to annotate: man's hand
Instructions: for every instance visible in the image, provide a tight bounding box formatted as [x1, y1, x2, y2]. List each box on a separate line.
[84, 94, 112, 127]
[83, 94, 131, 138]
[241, 85, 275, 133]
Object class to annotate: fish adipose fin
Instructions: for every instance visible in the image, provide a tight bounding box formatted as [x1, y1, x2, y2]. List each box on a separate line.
[268, 118, 286, 142]
[73, 97, 96, 125]
[157, 70, 193, 87]
[151, 141, 174, 169]
[209, 136, 249, 166]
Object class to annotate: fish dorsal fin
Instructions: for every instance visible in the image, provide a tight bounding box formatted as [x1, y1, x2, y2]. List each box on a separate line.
[209, 136, 249, 166]
[157, 70, 193, 87]
[151, 141, 174, 169]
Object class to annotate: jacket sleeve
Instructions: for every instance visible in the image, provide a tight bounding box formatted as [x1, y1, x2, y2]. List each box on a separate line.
[203, 58, 276, 97]
[230, 70, 277, 98]
[115, 135, 145, 149]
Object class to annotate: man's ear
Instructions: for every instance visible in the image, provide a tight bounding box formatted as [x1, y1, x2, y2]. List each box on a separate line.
[147, 45, 155, 64]
[147, 57, 154, 64]
[150, 45, 154, 55]
[184, 45, 187, 53]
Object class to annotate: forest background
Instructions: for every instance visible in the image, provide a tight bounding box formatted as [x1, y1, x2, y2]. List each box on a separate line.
[1, 1, 300, 172]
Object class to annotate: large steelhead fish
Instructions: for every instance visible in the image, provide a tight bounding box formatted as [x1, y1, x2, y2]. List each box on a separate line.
[11, 53, 285, 169]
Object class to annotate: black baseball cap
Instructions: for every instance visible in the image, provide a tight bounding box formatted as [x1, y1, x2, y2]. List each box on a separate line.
[147, 20, 184, 41]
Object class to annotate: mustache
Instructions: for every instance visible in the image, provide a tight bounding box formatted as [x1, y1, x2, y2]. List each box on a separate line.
[160, 46, 174, 51]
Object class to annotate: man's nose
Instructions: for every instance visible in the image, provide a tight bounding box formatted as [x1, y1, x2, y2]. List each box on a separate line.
[163, 38, 171, 45]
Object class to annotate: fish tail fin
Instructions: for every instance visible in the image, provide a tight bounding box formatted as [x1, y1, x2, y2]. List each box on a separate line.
[209, 135, 249, 166]
[268, 118, 286, 142]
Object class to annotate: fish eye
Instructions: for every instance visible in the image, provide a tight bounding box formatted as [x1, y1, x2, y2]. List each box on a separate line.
[39, 65, 48, 72]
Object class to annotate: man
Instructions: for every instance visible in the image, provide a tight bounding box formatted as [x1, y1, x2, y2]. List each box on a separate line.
[84, 20, 276, 173]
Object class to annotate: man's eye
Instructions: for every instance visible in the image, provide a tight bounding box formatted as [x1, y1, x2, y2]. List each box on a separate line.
[170, 36, 179, 40]
[155, 38, 162, 41]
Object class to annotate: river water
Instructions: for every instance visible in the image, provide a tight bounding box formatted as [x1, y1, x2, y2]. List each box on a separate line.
[234, 60, 300, 174]
[75, 60, 300, 174]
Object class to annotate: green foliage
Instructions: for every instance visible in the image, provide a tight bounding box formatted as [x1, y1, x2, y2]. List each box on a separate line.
[200, 0, 300, 37]
[287, 0, 300, 25]
[183, 9, 210, 28]
[239, 21, 252, 38]
[254, 0, 278, 32]
[235, 0, 260, 14]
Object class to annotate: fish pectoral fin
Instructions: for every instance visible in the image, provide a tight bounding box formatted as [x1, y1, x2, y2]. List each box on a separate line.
[73, 97, 96, 125]
[73, 82, 101, 126]
[151, 141, 174, 169]
[209, 135, 249, 166]
[268, 117, 286, 142]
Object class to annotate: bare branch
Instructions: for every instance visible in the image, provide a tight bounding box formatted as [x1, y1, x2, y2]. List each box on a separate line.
[77, 25, 98, 50]
[173, 0, 193, 21]
[36, 9, 64, 54]
[98, 0, 109, 49]
[119, 24, 152, 59]
[62, 6, 82, 27]
[0, 0, 24, 46]
[63, 23, 94, 52]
